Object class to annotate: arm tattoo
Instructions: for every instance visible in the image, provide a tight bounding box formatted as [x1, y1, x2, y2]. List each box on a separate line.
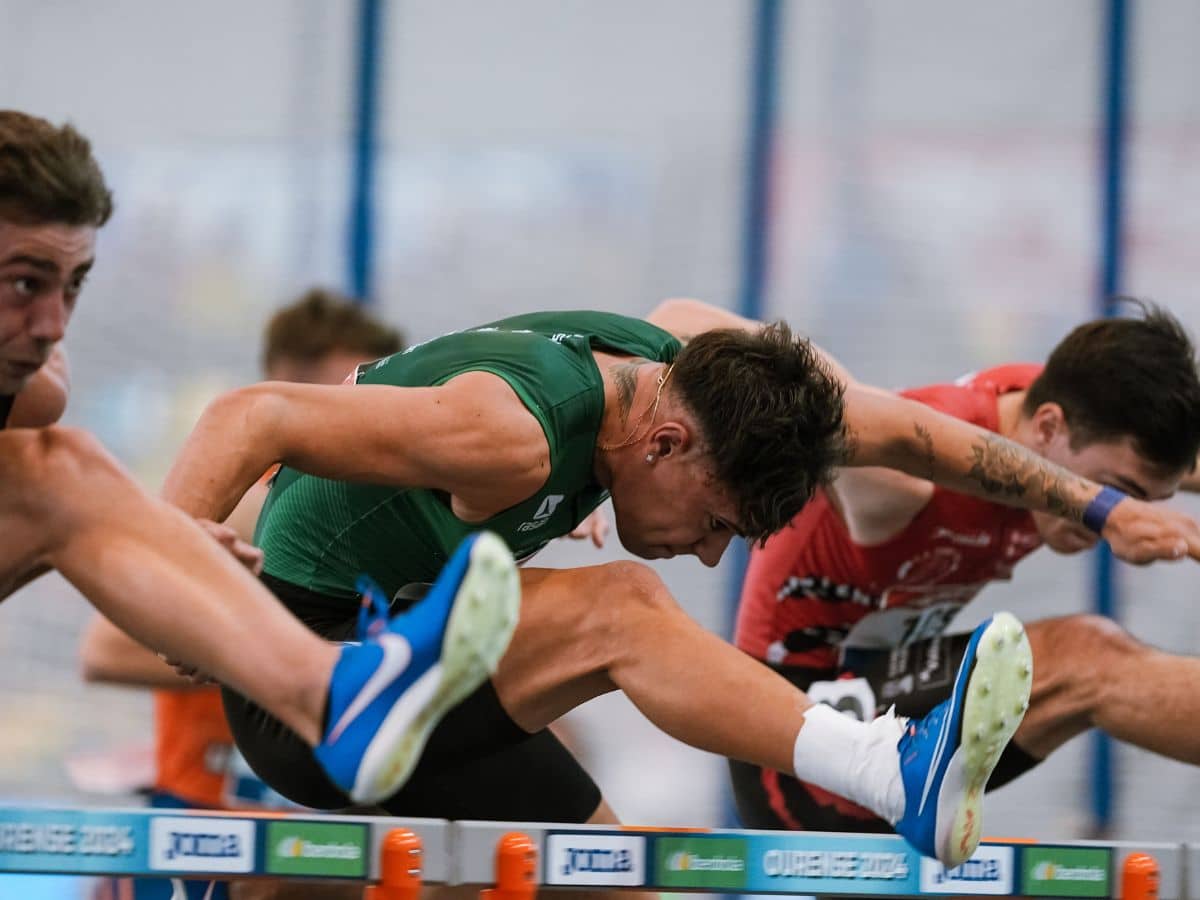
[610, 360, 645, 424]
[914, 423, 936, 479]
[965, 433, 1088, 522]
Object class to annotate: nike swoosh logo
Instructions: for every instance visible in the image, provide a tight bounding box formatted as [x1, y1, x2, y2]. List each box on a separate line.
[917, 699, 954, 816]
[326, 632, 413, 744]
[917, 625, 979, 814]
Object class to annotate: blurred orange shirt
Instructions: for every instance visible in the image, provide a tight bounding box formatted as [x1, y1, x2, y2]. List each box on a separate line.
[153, 689, 231, 807]
[153, 464, 281, 807]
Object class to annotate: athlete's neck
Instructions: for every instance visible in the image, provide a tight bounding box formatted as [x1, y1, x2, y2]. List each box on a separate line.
[996, 391, 1031, 445]
[592, 352, 671, 483]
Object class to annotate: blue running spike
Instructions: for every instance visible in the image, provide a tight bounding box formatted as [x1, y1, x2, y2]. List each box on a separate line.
[894, 611, 1032, 867]
[314, 531, 520, 803]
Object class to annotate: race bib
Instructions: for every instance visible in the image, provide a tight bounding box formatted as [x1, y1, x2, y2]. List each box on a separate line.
[841, 602, 963, 650]
[806, 677, 877, 723]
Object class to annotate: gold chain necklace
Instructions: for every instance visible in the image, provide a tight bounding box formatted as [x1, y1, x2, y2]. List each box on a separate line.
[596, 361, 676, 451]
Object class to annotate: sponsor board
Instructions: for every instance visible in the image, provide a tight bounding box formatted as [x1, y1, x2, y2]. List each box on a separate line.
[656, 836, 748, 890]
[744, 834, 919, 894]
[920, 845, 1014, 894]
[266, 820, 368, 878]
[1023, 847, 1111, 897]
[545, 833, 645, 886]
[0, 808, 146, 875]
[150, 816, 255, 873]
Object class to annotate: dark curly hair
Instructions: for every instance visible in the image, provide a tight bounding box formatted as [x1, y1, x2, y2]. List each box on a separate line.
[671, 322, 851, 543]
[1023, 298, 1200, 473]
[0, 110, 113, 227]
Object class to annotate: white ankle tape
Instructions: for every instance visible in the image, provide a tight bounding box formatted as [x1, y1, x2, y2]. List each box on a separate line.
[791, 703, 906, 823]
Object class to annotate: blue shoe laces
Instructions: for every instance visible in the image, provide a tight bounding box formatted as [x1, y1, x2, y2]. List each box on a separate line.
[355, 574, 391, 641]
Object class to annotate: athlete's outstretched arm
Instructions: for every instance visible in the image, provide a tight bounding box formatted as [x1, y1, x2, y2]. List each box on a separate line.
[647, 298, 1200, 563]
[162, 371, 550, 523]
[80, 614, 199, 688]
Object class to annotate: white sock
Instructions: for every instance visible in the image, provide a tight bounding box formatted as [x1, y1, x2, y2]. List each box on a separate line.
[791, 703, 907, 823]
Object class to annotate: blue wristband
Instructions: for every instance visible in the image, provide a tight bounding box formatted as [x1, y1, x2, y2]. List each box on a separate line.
[1082, 485, 1126, 534]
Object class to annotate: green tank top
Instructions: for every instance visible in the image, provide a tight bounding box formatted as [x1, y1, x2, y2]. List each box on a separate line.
[256, 311, 681, 601]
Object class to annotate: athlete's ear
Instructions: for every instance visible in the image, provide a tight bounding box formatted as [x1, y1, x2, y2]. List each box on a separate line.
[648, 422, 688, 459]
[1030, 401, 1068, 451]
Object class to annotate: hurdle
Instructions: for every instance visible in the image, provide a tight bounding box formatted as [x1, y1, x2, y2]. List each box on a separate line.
[0, 804, 1187, 897]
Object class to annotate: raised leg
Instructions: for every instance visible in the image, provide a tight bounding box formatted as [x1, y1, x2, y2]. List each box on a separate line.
[1016, 613, 1200, 763]
[0, 426, 335, 743]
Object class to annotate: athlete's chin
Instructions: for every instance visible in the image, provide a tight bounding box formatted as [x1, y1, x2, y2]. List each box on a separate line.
[621, 539, 673, 561]
[0, 366, 34, 395]
[636, 547, 673, 560]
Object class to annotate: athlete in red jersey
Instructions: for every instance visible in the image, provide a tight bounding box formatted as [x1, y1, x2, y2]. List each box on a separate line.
[733, 303, 1200, 832]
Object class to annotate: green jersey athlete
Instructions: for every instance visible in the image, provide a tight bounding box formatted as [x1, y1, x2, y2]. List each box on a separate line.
[165, 300, 1200, 868]
[257, 312, 676, 598]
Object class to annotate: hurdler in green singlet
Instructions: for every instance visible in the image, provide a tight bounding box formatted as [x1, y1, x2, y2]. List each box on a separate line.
[255, 311, 681, 600]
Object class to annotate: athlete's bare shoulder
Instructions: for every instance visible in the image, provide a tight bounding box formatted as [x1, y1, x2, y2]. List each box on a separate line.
[7, 345, 70, 428]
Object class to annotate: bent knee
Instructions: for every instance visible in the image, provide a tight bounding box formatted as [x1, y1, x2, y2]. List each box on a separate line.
[595, 560, 677, 614]
[583, 561, 687, 661]
[1030, 614, 1141, 676]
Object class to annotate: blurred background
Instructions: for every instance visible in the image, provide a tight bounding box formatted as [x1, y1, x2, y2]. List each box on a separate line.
[2, 0, 1200, 874]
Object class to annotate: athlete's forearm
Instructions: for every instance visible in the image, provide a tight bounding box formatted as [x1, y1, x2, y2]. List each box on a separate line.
[222, 479, 270, 543]
[647, 297, 857, 384]
[162, 386, 283, 521]
[844, 386, 1097, 521]
[79, 615, 203, 689]
[647, 297, 761, 341]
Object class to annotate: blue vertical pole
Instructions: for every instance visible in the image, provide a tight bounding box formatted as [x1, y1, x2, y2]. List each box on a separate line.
[724, 0, 783, 826]
[348, 0, 384, 304]
[737, 0, 782, 324]
[727, 0, 783, 605]
[1092, 0, 1130, 835]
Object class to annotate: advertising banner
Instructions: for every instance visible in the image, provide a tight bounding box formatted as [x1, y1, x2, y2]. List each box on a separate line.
[1022, 846, 1111, 897]
[920, 845, 1015, 894]
[266, 820, 368, 878]
[149, 815, 255, 874]
[545, 832, 646, 887]
[0, 807, 147, 875]
[742, 833, 919, 895]
[656, 835, 749, 890]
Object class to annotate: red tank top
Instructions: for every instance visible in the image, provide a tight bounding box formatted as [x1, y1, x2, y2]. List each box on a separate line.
[735, 364, 1045, 671]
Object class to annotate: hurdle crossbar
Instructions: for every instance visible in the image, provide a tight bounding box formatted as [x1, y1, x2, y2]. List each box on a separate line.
[0, 805, 1186, 897]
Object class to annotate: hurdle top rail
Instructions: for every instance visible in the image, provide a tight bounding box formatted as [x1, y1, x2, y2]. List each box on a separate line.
[0, 804, 1187, 898]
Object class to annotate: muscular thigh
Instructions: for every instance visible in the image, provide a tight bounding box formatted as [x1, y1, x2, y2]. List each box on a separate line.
[0, 426, 139, 596]
[494, 563, 658, 731]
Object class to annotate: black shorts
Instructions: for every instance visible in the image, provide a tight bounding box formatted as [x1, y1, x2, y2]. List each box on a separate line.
[730, 632, 1041, 832]
[222, 573, 601, 823]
